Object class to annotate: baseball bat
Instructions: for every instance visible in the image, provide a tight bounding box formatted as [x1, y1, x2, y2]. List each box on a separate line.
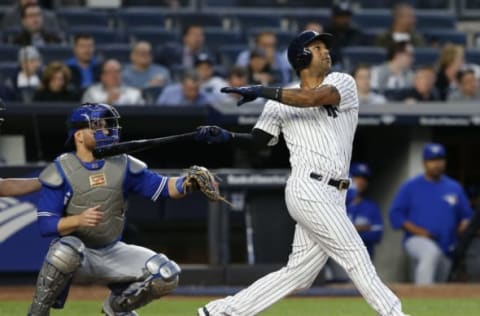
[92, 132, 196, 159]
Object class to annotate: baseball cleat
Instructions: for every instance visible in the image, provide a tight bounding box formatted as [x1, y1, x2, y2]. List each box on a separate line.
[101, 296, 139, 316]
[197, 306, 210, 316]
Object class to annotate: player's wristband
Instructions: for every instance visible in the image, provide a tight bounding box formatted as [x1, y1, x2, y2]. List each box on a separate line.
[260, 87, 283, 102]
[175, 176, 186, 194]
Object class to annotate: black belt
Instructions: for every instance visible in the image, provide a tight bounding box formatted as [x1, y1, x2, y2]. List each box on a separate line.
[309, 172, 350, 190]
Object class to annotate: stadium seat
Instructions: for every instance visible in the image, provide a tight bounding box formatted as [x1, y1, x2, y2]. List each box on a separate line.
[413, 47, 440, 67]
[97, 43, 132, 63]
[38, 45, 72, 64]
[362, 28, 385, 45]
[115, 8, 166, 30]
[142, 86, 164, 104]
[217, 44, 248, 69]
[353, 10, 392, 29]
[0, 44, 20, 63]
[341, 46, 387, 70]
[0, 62, 18, 80]
[204, 27, 244, 47]
[234, 13, 284, 30]
[129, 27, 180, 46]
[68, 26, 125, 44]
[168, 12, 228, 30]
[423, 29, 467, 46]
[416, 12, 456, 31]
[466, 49, 480, 64]
[285, 12, 330, 32]
[57, 8, 113, 30]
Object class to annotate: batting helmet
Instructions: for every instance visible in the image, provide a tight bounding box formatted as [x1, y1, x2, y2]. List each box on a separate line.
[66, 103, 121, 148]
[287, 30, 333, 72]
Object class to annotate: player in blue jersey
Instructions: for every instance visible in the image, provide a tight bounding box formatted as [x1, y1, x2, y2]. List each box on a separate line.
[348, 162, 383, 258]
[28, 103, 213, 316]
[389, 143, 472, 285]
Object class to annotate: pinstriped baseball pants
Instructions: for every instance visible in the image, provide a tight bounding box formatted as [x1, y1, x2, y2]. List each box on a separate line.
[205, 180, 407, 316]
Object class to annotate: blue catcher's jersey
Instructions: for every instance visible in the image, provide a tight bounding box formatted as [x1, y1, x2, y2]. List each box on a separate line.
[347, 193, 383, 258]
[389, 174, 473, 256]
[36, 154, 168, 238]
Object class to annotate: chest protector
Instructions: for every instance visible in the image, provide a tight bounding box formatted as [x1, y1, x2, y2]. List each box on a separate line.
[58, 153, 128, 248]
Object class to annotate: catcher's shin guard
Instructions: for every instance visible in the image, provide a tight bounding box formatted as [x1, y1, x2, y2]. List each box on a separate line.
[29, 236, 84, 316]
[105, 253, 181, 314]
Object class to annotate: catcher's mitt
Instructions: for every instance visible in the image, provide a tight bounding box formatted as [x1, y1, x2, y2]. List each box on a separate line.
[182, 165, 231, 205]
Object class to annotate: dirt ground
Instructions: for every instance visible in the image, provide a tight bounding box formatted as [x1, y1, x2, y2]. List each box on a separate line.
[1, 283, 480, 301]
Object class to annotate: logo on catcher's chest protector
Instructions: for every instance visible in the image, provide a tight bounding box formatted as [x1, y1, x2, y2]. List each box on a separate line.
[89, 173, 107, 187]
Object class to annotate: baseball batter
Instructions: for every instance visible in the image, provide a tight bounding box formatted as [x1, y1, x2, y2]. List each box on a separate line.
[195, 31, 409, 316]
[28, 103, 216, 316]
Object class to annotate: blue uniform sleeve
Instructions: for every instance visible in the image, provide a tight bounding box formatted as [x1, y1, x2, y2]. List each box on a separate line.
[125, 168, 169, 201]
[359, 202, 383, 245]
[389, 182, 411, 230]
[456, 186, 473, 221]
[36, 184, 66, 237]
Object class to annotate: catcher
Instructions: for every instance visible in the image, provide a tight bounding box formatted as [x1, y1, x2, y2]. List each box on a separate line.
[28, 103, 223, 316]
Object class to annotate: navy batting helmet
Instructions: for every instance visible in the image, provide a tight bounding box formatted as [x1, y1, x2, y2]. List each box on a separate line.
[287, 30, 333, 72]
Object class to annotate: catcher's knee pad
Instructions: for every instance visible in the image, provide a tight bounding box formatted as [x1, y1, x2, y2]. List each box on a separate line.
[108, 253, 181, 313]
[29, 236, 84, 316]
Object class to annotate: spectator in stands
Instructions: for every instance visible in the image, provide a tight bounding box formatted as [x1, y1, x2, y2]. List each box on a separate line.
[389, 143, 472, 285]
[236, 31, 291, 84]
[400, 65, 440, 103]
[246, 48, 281, 86]
[82, 59, 145, 106]
[324, 1, 364, 67]
[122, 41, 171, 89]
[352, 64, 386, 106]
[156, 24, 214, 70]
[33, 61, 80, 102]
[194, 52, 227, 99]
[435, 44, 464, 101]
[374, 2, 425, 48]
[66, 33, 101, 93]
[447, 68, 480, 102]
[1, 0, 60, 32]
[11, 3, 64, 46]
[14, 45, 42, 103]
[370, 41, 414, 94]
[156, 70, 209, 106]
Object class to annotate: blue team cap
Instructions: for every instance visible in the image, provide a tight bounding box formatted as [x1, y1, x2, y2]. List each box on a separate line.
[350, 162, 372, 178]
[423, 143, 446, 160]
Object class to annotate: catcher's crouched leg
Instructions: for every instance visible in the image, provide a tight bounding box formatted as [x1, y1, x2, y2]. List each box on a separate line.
[29, 236, 84, 316]
[103, 253, 181, 315]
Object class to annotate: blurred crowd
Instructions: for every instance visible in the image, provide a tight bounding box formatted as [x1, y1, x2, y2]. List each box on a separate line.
[0, 0, 479, 107]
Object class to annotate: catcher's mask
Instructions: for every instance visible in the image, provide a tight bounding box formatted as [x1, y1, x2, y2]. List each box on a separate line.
[65, 103, 121, 148]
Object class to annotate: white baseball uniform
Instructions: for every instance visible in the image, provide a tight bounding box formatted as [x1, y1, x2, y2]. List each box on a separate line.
[204, 72, 407, 316]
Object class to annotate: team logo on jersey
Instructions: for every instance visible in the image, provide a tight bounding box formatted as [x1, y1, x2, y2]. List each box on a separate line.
[89, 173, 107, 187]
[0, 197, 37, 243]
[443, 194, 457, 206]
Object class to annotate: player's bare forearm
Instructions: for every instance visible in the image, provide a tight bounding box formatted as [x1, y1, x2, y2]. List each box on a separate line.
[0, 178, 41, 197]
[57, 205, 103, 235]
[57, 215, 81, 236]
[279, 85, 340, 108]
[168, 177, 186, 199]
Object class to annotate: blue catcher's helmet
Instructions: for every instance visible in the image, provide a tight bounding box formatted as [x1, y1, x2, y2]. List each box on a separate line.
[66, 103, 121, 148]
[287, 30, 333, 73]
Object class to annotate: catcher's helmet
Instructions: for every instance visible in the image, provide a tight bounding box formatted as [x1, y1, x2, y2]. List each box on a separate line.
[287, 30, 333, 72]
[66, 103, 121, 148]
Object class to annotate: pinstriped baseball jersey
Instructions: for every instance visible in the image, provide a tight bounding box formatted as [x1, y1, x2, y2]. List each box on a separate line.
[201, 71, 409, 316]
[255, 72, 358, 180]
